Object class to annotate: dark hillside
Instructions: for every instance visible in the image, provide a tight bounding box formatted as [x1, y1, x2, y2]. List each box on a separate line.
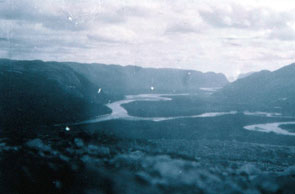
[0, 59, 110, 132]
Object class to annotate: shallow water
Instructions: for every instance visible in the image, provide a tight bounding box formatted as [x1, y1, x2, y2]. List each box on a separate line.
[244, 122, 295, 136]
[73, 94, 295, 137]
[74, 93, 238, 125]
[243, 111, 282, 117]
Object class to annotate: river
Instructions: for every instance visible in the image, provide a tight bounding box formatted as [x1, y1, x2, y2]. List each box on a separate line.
[71, 93, 295, 137]
[74, 93, 237, 125]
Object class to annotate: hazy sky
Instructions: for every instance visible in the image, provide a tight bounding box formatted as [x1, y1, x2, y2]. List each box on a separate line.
[0, 0, 294, 79]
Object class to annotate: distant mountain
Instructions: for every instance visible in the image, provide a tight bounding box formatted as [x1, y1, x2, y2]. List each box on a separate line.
[237, 71, 255, 80]
[215, 63, 295, 114]
[67, 63, 228, 95]
[0, 59, 110, 131]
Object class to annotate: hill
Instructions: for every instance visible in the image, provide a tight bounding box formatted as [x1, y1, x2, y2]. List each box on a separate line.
[67, 63, 228, 95]
[237, 71, 255, 80]
[215, 63, 295, 114]
[0, 59, 110, 131]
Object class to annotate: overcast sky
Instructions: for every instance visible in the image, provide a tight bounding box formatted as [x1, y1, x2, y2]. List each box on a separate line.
[0, 0, 294, 79]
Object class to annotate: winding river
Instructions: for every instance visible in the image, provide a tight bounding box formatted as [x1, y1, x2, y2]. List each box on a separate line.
[244, 122, 295, 136]
[74, 93, 237, 125]
[71, 93, 295, 137]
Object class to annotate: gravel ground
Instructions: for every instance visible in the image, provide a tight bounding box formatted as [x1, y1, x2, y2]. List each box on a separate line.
[0, 129, 295, 194]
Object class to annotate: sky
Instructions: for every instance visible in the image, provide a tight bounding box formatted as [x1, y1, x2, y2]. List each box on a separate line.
[0, 0, 294, 80]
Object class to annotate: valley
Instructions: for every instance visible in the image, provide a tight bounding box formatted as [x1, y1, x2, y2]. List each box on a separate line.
[1, 59, 295, 193]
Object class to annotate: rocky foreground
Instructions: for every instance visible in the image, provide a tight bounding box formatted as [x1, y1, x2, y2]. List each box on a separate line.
[0, 127, 295, 194]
